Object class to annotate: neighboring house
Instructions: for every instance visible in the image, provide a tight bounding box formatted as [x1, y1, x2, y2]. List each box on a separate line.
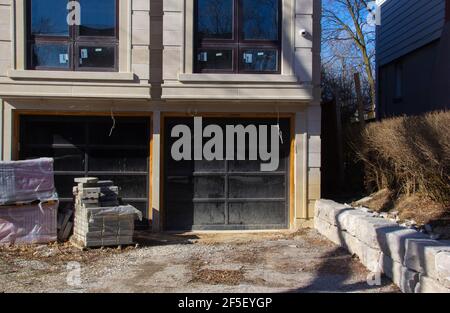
[0, 0, 321, 231]
[376, 0, 450, 118]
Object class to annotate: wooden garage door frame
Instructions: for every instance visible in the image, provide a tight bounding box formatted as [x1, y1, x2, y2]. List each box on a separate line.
[160, 112, 295, 231]
[12, 110, 154, 226]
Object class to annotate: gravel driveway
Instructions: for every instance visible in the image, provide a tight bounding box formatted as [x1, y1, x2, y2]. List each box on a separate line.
[0, 228, 398, 293]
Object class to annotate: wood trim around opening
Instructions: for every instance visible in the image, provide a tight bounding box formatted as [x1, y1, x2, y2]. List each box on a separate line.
[160, 112, 296, 231]
[12, 110, 153, 225]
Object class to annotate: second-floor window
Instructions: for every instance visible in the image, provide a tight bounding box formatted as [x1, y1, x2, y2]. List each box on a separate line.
[194, 0, 281, 74]
[27, 0, 118, 71]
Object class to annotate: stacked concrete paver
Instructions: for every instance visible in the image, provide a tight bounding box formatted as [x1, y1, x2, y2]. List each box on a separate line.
[72, 177, 142, 248]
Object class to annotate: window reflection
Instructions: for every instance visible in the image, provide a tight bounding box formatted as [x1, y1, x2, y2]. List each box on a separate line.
[32, 43, 70, 68]
[194, 0, 281, 73]
[197, 49, 233, 71]
[197, 0, 233, 39]
[79, 0, 116, 36]
[78, 46, 115, 68]
[31, 0, 68, 36]
[28, 0, 118, 70]
[241, 49, 278, 72]
[242, 0, 279, 40]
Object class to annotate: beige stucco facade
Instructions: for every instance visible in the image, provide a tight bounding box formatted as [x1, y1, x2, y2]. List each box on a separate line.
[0, 0, 322, 231]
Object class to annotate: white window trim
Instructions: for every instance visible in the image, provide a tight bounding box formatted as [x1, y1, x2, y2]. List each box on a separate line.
[7, 69, 135, 81]
[182, 0, 295, 77]
[12, 0, 132, 77]
[178, 73, 298, 83]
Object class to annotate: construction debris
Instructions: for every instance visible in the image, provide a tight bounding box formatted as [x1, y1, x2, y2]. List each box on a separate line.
[71, 178, 142, 248]
[0, 158, 58, 245]
[57, 208, 74, 242]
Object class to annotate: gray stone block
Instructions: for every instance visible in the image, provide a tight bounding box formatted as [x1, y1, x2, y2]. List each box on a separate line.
[314, 199, 353, 226]
[404, 239, 450, 284]
[380, 253, 419, 293]
[314, 200, 450, 293]
[377, 227, 428, 264]
[436, 251, 450, 288]
[415, 275, 450, 293]
[315, 217, 383, 273]
[341, 231, 382, 273]
[336, 209, 375, 235]
[314, 217, 342, 245]
[352, 216, 398, 250]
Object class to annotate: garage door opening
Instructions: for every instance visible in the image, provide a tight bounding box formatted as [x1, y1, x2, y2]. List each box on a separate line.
[18, 115, 151, 228]
[164, 117, 291, 231]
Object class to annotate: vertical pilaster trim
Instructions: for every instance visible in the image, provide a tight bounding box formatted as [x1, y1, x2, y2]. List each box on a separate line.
[184, 0, 194, 74]
[181, 0, 186, 73]
[313, 0, 322, 88]
[295, 110, 308, 221]
[0, 99, 3, 160]
[282, 0, 294, 76]
[119, 0, 132, 72]
[302, 116, 308, 219]
[15, 0, 25, 70]
[10, 0, 16, 70]
[151, 111, 161, 232]
[3, 103, 12, 161]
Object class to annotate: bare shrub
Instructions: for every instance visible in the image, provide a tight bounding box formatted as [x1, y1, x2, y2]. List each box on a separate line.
[352, 110, 450, 205]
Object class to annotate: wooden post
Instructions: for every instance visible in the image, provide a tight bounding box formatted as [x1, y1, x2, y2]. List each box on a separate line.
[334, 95, 345, 191]
[354, 73, 366, 128]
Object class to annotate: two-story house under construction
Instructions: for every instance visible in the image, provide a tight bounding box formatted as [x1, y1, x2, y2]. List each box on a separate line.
[0, 0, 321, 231]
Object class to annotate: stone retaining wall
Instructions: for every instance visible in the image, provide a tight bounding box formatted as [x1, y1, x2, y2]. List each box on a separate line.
[314, 199, 450, 293]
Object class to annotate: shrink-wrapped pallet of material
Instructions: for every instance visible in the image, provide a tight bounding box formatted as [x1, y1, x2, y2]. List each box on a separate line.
[0, 201, 58, 244]
[0, 158, 57, 205]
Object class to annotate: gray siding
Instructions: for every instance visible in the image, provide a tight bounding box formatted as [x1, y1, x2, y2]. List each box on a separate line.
[377, 40, 443, 117]
[377, 0, 446, 66]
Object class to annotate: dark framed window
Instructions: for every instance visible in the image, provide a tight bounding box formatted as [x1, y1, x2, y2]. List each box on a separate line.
[194, 0, 281, 74]
[27, 0, 119, 71]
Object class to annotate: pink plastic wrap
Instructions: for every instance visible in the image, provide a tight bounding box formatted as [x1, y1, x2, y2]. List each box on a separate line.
[0, 202, 58, 245]
[0, 158, 57, 205]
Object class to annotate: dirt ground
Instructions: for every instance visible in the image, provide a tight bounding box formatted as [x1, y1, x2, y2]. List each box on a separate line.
[0, 228, 398, 293]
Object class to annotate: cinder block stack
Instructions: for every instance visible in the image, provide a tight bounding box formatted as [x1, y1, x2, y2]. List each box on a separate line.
[72, 177, 142, 248]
